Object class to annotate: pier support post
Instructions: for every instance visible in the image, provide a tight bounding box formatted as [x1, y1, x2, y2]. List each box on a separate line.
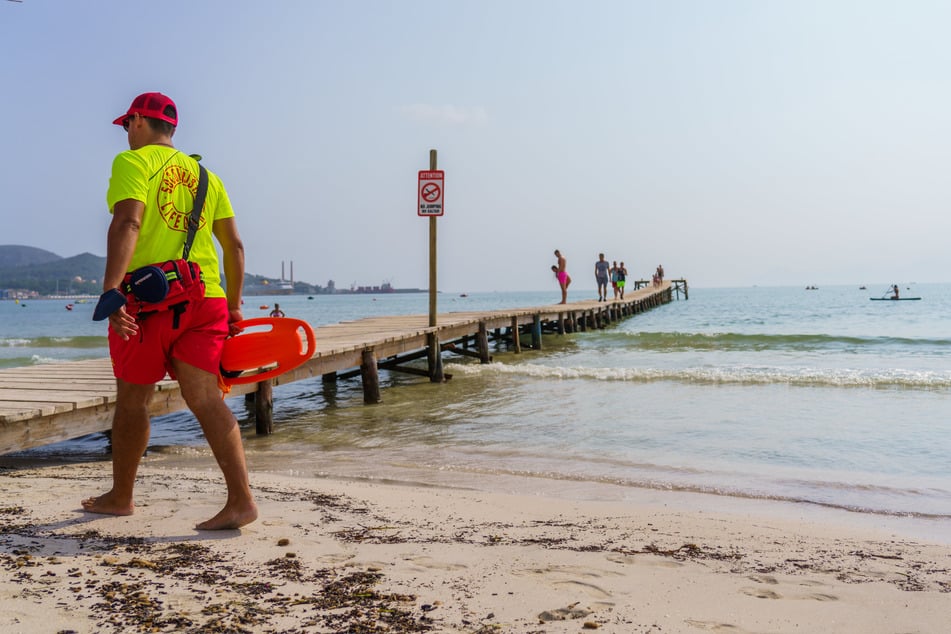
[322, 372, 336, 384]
[510, 317, 521, 353]
[361, 349, 382, 404]
[532, 315, 542, 349]
[427, 333, 444, 382]
[254, 380, 273, 435]
[478, 322, 490, 363]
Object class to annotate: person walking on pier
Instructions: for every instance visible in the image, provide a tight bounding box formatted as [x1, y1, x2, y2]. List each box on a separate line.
[84, 92, 257, 531]
[610, 261, 620, 300]
[617, 262, 628, 299]
[595, 253, 610, 302]
[554, 249, 570, 304]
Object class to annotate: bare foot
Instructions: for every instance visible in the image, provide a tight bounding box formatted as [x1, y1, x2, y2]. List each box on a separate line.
[195, 501, 258, 531]
[81, 492, 134, 516]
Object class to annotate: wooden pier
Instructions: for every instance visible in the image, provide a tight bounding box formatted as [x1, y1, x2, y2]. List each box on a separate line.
[0, 281, 685, 455]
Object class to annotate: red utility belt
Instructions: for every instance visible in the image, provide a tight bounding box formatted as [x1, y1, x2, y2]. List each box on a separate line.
[121, 259, 205, 316]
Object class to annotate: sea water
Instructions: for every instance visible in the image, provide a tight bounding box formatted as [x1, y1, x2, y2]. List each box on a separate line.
[2, 285, 950, 536]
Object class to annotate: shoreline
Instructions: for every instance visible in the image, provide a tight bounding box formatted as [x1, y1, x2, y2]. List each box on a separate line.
[2, 460, 949, 633]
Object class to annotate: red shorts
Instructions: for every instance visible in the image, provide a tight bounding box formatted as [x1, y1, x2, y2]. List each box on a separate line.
[109, 297, 228, 384]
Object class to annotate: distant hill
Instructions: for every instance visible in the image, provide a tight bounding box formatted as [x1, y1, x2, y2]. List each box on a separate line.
[0, 245, 62, 268]
[0, 246, 105, 295]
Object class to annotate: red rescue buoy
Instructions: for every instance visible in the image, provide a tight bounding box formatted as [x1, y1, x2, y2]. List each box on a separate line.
[220, 317, 316, 386]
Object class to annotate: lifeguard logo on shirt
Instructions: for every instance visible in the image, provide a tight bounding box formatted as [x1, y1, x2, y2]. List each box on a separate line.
[157, 164, 205, 233]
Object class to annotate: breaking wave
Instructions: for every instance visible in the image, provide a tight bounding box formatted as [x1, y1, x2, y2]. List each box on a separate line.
[448, 361, 951, 389]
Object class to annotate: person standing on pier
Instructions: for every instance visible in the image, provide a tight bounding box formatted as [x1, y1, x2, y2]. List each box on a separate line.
[595, 253, 610, 302]
[617, 262, 628, 299]
[610, 261, 620, 300]
[554, 249, 570, 304]
[84, 92, 257, 531]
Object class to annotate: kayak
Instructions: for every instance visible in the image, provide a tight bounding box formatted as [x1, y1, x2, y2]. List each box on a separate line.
[869, 297, 921, 301]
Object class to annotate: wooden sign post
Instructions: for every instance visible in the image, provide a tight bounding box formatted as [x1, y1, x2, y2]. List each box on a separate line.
[419, 150, 444, 382]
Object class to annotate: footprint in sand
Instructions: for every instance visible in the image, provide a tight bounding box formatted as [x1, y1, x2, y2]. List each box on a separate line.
[746, 574, 778, 585]
[318, 553, 356, 565]
[797, 578, 829, 587]
[684, 619, 746, 631]
[525, 564, 623, 579]
[405, 555, 468, 571]
[604, 553, 683, 568]
[517, 566, 618, 599]
[740, 586, 781, 599]
[741, 586, 838, 602]
[552, 579, 613, 599]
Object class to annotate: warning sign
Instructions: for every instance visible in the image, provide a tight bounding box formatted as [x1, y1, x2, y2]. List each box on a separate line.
[418, 170, 444, 217]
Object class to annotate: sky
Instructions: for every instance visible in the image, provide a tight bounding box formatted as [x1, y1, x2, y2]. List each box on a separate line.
[2, 0, 950, 292]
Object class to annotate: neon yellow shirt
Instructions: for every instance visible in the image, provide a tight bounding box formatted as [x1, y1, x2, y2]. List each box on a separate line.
[106, 145, 234, 298]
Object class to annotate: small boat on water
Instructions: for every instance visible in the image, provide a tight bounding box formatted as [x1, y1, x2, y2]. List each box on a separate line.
[872, 284, 919, 301]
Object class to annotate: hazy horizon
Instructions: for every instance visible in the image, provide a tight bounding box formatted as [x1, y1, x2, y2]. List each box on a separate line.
[1, 240, 934, 294]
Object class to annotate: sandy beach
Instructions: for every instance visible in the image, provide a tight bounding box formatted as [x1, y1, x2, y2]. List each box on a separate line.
[0, 460, 947, 633]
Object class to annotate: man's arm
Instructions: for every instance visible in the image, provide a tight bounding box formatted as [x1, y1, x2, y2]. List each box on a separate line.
[102, 199, 144, 339]
[104, 199, 144, 290]
[213, 217, 245, 330]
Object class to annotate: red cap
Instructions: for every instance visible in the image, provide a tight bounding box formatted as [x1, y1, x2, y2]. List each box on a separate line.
[112, 92, 178, 127]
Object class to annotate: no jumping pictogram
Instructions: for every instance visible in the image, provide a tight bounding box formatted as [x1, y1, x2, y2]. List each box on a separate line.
[421, 182, 441, 202]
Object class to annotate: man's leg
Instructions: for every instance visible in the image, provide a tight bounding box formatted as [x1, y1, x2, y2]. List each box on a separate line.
[81, 379, 155, 516]
[171, 358, 257, 530]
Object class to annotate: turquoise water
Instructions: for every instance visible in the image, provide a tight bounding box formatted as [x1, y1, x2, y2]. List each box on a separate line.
[2, 285, 950, 529]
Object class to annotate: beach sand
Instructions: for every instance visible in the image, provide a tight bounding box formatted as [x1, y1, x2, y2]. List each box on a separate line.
[1, 461, 948, 633]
